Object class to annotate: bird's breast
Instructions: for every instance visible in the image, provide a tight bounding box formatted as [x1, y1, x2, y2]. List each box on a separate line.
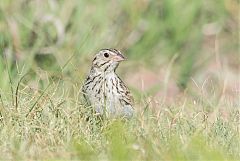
[84, 72, 133, 118]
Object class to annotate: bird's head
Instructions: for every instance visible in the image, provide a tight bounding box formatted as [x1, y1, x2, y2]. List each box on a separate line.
[92, 48, 126, 72]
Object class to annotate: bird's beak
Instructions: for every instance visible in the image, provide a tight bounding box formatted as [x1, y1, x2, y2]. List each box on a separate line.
[113, 53, 126, 62]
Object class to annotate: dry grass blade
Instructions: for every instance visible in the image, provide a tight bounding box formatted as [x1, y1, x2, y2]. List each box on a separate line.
[25, 83, 51, 117]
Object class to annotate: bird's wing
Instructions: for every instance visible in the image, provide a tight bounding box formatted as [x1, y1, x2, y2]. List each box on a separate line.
[117, 76, 134, 107]
[81, 77, 92, 106]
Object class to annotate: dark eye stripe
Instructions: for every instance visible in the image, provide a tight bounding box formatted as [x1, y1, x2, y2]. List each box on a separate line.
[99, 60, 110, 67]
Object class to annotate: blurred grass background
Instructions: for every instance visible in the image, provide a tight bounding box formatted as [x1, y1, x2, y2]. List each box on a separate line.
[0, 0, 239, 160]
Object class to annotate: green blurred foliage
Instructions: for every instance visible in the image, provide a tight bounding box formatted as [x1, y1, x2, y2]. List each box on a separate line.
[0, 0, 235, 91]
[104, 120, 135, 161]
[74, 137, 96, 161]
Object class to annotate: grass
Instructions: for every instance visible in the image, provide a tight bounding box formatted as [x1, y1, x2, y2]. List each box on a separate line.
[0, 72, 239, 160]
[0, 0, 239, 160]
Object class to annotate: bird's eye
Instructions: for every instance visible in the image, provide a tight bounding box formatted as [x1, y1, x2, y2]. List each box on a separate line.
[104, 53, 109, 58]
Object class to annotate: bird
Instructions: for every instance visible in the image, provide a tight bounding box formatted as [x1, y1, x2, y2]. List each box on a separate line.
[82, 48, 134, 119]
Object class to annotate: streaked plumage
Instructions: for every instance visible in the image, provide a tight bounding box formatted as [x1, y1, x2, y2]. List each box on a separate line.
[82, 49, 134, 118]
